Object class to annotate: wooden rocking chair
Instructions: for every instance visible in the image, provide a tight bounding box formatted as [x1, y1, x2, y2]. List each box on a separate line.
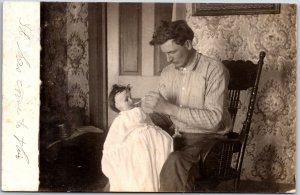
[194, 51, 266, 192]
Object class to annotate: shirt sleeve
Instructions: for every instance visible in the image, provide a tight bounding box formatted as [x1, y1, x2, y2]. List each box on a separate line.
[176, 63, 229, 131]
[158, 68, 168, 100]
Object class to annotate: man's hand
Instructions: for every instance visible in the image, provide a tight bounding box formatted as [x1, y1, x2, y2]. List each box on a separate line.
[142, 91, 178, 116]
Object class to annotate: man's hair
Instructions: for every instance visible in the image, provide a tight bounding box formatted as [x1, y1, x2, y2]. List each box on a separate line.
[150, 20, 194, 46]
[108, 84, 131, 113]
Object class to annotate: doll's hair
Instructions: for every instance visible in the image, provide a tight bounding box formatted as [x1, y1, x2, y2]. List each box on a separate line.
[109, 84, 131, 113]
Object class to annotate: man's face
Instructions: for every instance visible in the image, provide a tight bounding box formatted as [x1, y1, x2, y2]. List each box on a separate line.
[160, 39, 190, 69]
[115, 90, 133, 112]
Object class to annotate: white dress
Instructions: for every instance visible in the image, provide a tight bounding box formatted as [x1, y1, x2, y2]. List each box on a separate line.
[101, 107, 173, 192]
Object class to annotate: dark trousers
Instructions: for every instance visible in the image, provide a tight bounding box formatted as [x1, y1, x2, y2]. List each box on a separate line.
[159, 133, 222, 192]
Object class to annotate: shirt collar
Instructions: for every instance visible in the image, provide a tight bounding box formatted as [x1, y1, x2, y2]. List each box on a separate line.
[176, 51, 199, 72]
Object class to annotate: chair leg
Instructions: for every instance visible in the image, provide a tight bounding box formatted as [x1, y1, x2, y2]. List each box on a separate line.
[234, 178, 240, 192]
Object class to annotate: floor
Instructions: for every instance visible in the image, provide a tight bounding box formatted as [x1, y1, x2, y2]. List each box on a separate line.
[82, 175, 295, 193]
[40, 172, 295, 193]
[214, 179, 295, 193]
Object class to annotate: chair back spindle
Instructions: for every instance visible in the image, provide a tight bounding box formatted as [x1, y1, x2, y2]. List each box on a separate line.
[235, 51, 265, 182]
[196, 51, 265, 192]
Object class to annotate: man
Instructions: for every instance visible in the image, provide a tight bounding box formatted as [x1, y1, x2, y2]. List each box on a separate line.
[141, 20, 232, 191]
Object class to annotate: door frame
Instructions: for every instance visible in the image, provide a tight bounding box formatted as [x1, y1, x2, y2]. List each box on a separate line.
[88, 3, 108, 131]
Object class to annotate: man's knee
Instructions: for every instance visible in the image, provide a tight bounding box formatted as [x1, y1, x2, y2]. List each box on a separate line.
[168, 151, 182, 160]
[160, 152, 182, 177]
[163, 151, 184, 167]
[159, 151, 197, 192]
[160, 151, 195, 182]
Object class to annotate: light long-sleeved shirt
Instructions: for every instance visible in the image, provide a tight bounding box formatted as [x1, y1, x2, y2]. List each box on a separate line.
[159, 52, 232, 134]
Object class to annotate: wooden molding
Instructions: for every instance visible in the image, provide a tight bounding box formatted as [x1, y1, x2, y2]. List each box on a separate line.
[192, 3, 281, 16]
[119, 3, 142, 75]
[88, 3, 108, 131]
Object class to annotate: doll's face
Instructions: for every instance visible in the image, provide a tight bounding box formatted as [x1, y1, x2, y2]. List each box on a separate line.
[115, 89, 134, 111]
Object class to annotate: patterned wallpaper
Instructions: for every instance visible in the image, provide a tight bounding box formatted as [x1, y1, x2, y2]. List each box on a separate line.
[66, 3, 89, 114]
[40, 2, 89, 141]
[186, 4, 296, 184]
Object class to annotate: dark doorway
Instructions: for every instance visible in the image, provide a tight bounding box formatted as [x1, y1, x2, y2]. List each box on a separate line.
[39, 3, 108, 192]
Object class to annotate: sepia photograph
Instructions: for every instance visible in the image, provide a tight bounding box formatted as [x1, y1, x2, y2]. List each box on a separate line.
[2, 2, 296, 193]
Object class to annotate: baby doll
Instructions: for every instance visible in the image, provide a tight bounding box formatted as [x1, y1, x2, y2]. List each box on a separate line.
[108, 84, 135, 112]
[101, 84, 173, 192]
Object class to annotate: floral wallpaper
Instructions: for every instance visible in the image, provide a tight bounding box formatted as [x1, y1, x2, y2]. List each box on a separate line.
[186, 4, 296, 184]
[66, 3, 89, 113]
[40, 2, 89, 140]
[64, 3, 89, 113]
